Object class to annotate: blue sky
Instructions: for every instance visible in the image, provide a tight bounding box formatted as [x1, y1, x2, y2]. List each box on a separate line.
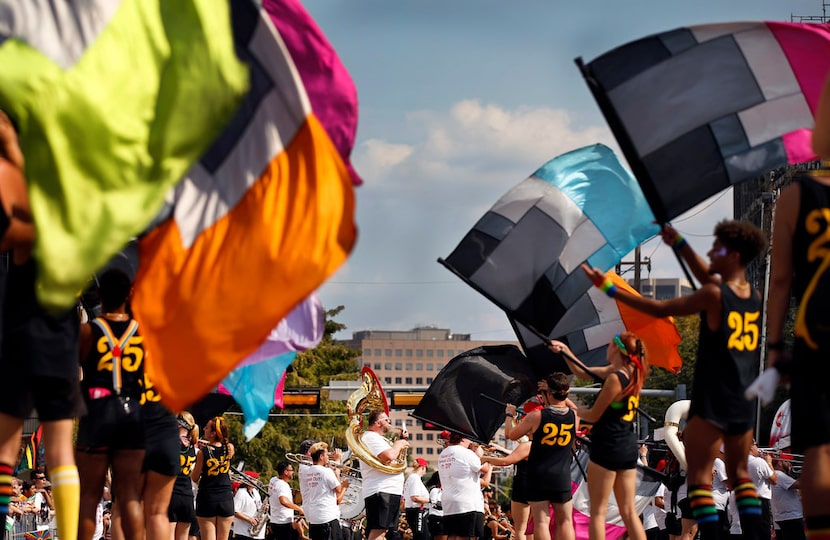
[308, 1, 820, 341]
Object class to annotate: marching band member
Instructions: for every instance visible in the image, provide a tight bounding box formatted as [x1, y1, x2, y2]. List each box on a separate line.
[299, 443, 349, 540]
[191, 416, 235, 540]
[268, 461, 303, 540]
[170, 412, 199, 540]
[359, 411, 409, 540]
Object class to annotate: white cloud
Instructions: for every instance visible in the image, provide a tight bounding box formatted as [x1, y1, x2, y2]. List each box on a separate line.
[325, 100, 621, 341]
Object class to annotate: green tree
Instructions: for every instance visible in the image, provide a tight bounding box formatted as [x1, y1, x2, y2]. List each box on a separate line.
[225, 305, 360, 479]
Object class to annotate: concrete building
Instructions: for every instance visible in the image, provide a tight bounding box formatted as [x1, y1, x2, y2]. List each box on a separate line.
[628, 277, 694, 299]
[339, 326, 517, 461]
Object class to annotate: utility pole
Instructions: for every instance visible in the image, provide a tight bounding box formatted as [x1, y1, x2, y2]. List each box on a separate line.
[615, 245, 651, 292]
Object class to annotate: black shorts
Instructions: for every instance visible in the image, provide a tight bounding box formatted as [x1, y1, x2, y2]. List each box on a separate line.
[196, 491, 234, 518]
[0, 375, 86, 421]
[688, 411, 755, 436]
[791, 345, 830, 452]
[427, 515, 444, 537]
[144, 412, 180, 476]
[511, 469, 529, 504]
[527, 487, 572, 504]
[589, 451, 637, 472]
[364, 492, 401, 531]
[168, 491, 196, 523]
[443, 511, 483, 538]
[267, 522, 298, 540]
[308, 518, 342, 540]
[76, 397, 144, 452]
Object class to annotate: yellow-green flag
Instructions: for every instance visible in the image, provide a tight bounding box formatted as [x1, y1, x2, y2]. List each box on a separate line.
[0, 0, 249, 309]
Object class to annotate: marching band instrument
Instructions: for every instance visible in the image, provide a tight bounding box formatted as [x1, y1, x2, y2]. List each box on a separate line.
[285, 451, 365, 518]
[663, 399, 690, 472]
[345, 367, 407, 474]
[285, 452, 362, 475]
[230, 467, 270, 536]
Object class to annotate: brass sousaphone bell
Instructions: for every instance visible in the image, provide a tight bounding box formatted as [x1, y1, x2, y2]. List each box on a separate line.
[345, 367, 407, 474]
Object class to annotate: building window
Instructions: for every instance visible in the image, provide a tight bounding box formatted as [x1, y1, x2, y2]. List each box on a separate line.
[426, 377, 433, 384]
[436, 363, 444, 370]
[385, 349, 392, 356]
[374, 349, 382, 356]
[416, 350, 423, 357]
[384, 377, 392, 384]
[426, 434, 434, 441]
[374, 363, 381, 370]
[364, 348, 371, 356]
[406, 349, 413, 357]
[405, 377, 412, 384]
[385, 363, 392, 370]
[416, 364, 423, 371]
[395, 377, 402, 384]
[395, 363, 403, 370]
[396, 349, 402, 357]
[416, 377, 423, 384]
[416, 433, 423, 441]
[405, 363, 413, 371]
[416, 448, 423, 455]
[426, 363, 433, 371]
[427, 448, 434, 455]
[426, 350, 434, 357]
[437, 350, 444, 357]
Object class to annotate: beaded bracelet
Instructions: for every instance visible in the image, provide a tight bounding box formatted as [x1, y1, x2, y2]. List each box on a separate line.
[673, 235, 688, 250]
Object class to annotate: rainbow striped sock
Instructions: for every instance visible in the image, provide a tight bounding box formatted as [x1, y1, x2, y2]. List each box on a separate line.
[734, 478, 762, 537]
[689, 483, 720, 537]
[0, 462, 11, 515]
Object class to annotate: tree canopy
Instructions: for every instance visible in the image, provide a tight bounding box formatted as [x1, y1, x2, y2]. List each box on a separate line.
[224, 305, 360, 479]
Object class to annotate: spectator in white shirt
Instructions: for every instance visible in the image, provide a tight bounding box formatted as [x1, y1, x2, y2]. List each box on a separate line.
[770, 459, 804, 540]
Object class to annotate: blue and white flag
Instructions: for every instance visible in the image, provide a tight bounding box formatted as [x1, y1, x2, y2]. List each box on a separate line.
[440, 144, 662, 369]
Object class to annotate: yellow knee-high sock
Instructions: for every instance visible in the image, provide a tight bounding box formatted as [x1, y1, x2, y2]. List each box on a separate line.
[50, 464, 79, 540]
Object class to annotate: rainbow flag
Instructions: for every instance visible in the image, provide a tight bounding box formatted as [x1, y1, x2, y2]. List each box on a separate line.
[134, 1, 358, 411]
[17, 425, 42, 473]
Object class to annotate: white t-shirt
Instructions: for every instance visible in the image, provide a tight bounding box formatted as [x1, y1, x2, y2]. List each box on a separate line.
[269, 477, 294, 524]
[713, 457, 729, 510]
[232, 488, 266, 539]
[771, 471, 802, 522]
[652, 484, 667, 530]
[31, 492, 49, 531]
[359, 430, 404, 497]
[299, 464, 340, 525]
[728, 491, 742, 535]
[748, 455, 775, 500]
[428, 487, 443, 518]
[403, 473, 429, 509]
[438, 445, 484, 516]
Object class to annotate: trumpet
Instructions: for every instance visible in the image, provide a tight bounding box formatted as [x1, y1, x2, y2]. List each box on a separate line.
[285, 452, 361, 476]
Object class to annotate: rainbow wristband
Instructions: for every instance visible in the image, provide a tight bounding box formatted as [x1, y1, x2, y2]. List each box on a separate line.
[673, 235, 688, 250]
[597, 277, 617, 298]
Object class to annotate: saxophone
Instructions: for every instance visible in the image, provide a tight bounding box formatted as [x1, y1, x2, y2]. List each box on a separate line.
[249, 499, 270, 537]
[230, 467, 271, 537]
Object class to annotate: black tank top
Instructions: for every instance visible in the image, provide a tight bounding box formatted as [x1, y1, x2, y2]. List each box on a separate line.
[197, 443, 232, 495]
[691, 284, 761, 423]
[80, 318, 145, 400]
[590, 372, 638, 454]
[527, 407, 576, 492]
[173, 443, 197, 496]
[792, 175, 830, 351]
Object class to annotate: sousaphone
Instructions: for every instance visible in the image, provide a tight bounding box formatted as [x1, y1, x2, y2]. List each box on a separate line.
[345, 367, 407, 474]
